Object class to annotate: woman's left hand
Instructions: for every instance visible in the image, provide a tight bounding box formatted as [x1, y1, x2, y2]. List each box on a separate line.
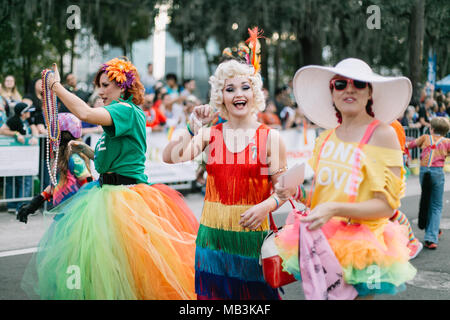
[239, 203, 270, 230]
[300, 202, 339, 231]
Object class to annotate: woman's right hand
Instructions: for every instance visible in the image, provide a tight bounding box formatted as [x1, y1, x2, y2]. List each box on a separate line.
[190, 104, 219, 135]
[274, 182, 297, 201]
[193, 104, 219, 125]
[46, 63, 61, 90]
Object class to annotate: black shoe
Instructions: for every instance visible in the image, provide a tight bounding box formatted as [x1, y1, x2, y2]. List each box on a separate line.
[424, 241, 438, 250]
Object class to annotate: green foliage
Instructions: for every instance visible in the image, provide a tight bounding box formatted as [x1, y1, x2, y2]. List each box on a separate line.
[0, 0, 157, 93]
[163, 0, 449, 94]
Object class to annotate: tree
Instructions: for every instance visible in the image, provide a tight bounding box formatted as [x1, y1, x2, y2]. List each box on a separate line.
[86, 0, 157, 58]
[409, 0, 425, 102]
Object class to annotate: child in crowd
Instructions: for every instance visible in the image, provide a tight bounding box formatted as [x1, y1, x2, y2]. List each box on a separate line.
[406, 117, 450, 249]
[17, 113, 92, 223]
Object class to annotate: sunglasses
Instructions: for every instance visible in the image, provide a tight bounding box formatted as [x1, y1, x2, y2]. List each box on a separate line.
[330, 79, 368, 91]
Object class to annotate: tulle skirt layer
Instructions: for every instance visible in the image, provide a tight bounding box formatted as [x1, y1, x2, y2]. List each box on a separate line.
[275, 215, 417, 297]
[22, 181, 198, 300]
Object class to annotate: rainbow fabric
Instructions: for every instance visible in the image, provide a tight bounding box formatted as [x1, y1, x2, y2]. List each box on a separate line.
[52, 154, 90, 207]
[275, 217, 417, 296]
[195, 123, 279, 300]
[22, 182, 199, 300]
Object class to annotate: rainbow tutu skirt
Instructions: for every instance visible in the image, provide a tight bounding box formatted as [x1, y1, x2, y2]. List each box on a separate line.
[275, 215, 417, 297]
[21, 181, 199, 300]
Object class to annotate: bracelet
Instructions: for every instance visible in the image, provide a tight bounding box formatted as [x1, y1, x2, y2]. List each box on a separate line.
[50, 81, 60, 91]
[186, 122, 195, 137]
[272, 195, 280, 210]
[189, 112, 203, 135]
[293, 186, 300, 200]
[41, 191, 52, 201]
[270, 166, 288, 176]
[294, 185, 306, 202]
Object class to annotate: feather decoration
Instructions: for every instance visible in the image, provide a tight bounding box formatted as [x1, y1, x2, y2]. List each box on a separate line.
[245, 27, 264, 74]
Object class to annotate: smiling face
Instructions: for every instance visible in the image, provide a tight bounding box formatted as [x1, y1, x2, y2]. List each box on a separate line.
[97, 73, 124, 106]
[331, 76, 372, 118]
[222, 76, 255, 119]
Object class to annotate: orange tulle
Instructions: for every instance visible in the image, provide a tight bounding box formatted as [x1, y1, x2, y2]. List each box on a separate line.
[115, 184, 198, 299]
[321, 218, 410, 270]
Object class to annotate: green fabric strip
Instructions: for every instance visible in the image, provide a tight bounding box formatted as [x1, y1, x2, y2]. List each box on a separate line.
[196, 224, 267, 259]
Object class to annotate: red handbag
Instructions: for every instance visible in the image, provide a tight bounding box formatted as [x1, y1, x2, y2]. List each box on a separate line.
[260, 200, 298, 289]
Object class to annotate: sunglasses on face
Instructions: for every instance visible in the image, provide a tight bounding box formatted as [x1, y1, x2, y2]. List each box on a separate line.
[330, 78, 368, 91]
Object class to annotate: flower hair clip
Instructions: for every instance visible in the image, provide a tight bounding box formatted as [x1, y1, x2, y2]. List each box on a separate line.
[101, 58, 137, 90]
[222, 43, 250, 63]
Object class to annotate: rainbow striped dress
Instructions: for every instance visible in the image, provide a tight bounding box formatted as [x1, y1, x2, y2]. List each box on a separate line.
[195, 123, 280, 300]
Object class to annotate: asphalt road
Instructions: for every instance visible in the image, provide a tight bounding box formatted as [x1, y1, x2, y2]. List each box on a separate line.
[1, 174, 449, 300]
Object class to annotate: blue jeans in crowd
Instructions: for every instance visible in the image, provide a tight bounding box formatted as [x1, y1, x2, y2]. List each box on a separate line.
[419, 166, 445, 244]
[6, 176, 33, 211]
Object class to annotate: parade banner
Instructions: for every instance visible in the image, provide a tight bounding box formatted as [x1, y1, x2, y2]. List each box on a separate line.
[426, 50, 437, 96]
[0, 137, 40, 176]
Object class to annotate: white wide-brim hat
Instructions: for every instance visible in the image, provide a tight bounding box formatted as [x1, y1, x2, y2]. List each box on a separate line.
[292, 58, 412, 129]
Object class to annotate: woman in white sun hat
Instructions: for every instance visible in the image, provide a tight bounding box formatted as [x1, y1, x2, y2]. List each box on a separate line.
[274, 58, 417, 298]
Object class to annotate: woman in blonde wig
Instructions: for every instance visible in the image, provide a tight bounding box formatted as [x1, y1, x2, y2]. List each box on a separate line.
[164, 58, 288, 300]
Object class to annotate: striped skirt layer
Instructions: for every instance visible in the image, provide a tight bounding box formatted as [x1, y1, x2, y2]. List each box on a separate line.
[195, 200, 279, 300]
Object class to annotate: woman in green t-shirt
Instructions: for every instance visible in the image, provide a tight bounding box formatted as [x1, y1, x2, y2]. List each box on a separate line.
[22, 58, 198, 300]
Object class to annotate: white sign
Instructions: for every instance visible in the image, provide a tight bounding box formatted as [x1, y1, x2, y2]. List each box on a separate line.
[0, 138, 40, 176]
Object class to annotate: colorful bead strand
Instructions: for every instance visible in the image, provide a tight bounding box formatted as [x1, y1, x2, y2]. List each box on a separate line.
[41, 69, 60, 186]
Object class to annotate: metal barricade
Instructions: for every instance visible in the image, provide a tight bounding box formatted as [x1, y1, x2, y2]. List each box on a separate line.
[404, 127, 421, 161]
[0, 135, 44, 209]
[0, 176, 35, 205]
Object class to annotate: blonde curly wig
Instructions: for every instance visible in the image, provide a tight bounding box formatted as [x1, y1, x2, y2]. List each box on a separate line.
[209, 59, 265, 117]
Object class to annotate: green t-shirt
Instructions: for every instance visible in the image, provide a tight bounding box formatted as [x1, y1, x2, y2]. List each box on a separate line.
[94, 97, 149, 184]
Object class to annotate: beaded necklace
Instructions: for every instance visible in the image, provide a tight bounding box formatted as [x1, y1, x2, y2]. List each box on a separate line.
[41, 69, 60, 186]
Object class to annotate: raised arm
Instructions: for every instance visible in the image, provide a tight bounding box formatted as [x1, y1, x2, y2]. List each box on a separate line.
[47, 64, 112, 126]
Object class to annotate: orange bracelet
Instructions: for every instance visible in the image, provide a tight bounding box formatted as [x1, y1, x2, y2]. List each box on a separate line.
[41, 191, 52, 201]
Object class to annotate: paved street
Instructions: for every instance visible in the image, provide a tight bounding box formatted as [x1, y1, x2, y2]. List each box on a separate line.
[1, 173, 449, 300]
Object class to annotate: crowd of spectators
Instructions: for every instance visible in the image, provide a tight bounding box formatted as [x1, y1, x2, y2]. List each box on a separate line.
[399, 84, 450, 134]
[1, 65, 449, 211]
[0, 64, 317, 147]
